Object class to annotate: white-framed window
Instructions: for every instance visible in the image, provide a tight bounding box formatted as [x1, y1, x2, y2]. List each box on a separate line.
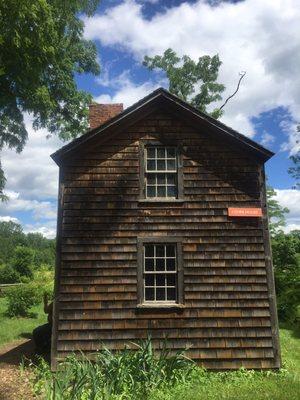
[137, 238, 184, 306]
[143, 243, 177, 302]
[145, 146, 177, 198]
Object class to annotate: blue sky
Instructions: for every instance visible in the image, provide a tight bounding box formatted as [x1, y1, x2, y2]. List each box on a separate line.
[1, 0, 300, 237]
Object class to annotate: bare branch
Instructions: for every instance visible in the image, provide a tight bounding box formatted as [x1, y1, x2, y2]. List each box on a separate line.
[219, 71, 246, 111]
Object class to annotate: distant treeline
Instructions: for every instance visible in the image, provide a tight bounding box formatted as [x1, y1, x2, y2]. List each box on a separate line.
[0, 221, 55, 284]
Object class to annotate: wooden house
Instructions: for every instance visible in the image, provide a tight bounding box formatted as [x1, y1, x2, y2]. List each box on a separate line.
[51, 88, 281, 370]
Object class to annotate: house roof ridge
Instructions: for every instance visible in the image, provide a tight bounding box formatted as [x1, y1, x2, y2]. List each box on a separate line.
[51, 87, 274, 164]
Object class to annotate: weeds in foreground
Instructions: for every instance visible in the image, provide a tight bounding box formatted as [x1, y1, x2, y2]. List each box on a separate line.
[29, 338, 196, 399]
[26, 336, 300, 400]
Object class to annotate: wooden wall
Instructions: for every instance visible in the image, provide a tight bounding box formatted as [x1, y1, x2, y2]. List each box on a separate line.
[52, 110, 280, 370]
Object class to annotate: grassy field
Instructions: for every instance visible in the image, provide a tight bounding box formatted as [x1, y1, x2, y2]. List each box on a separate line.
[0, 297, 46, 347]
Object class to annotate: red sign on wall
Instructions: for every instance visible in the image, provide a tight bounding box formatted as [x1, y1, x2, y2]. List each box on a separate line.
[228, 207, 263, 217]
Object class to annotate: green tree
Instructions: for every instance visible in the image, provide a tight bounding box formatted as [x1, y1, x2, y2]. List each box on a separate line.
[0, 221, 26, 263]
[266, 185, 289, 236]
[143, 48, 225, 119]
[287, 125, 300, 187]
[272, 232, 300, 323]
[0, 0, 101, 199]
[11, 245, 35, 278]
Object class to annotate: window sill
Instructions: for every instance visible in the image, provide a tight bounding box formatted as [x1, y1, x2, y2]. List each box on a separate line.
[136, 303, 185, 312]
[138, 199, 185, 204]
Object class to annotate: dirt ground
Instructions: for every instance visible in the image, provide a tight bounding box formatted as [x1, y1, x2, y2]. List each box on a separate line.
[0, 339, 36, 400]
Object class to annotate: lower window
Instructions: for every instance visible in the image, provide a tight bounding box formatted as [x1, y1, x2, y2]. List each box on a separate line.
[137, 238, 183, 305]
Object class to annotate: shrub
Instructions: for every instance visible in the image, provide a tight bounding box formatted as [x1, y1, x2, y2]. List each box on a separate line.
[5, 284, 42, 317]
[0, 264, 20, 284]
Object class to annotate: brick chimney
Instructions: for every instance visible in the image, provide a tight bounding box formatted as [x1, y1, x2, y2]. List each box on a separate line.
[89, 103, 124, 129]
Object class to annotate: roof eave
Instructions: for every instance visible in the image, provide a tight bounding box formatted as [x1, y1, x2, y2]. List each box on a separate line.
[51, 87, 274, 165]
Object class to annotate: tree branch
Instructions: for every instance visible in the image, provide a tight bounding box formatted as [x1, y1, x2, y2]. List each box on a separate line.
[219, 71, 246, 111]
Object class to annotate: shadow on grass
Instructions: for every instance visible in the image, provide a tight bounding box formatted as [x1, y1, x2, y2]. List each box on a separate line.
[0, 338, 51, 367]
[20, 332, 33, 339]
[279, 322, 300, 339]
[3, 311, 38, 319]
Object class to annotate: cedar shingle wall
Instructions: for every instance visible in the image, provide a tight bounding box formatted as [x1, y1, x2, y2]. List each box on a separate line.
[55, 111, 277, 369]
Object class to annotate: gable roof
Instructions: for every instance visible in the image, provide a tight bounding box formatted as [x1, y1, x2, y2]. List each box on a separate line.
[51, 87, 274, 165]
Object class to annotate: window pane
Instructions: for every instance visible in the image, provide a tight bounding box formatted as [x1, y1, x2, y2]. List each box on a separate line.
[157, 186, 166, 197]
[166, 258, 176, 271]
[145, 288, 154, 301]
[167, 174, 175, 185]
[156, 274, 165, 287]
[156, 258, 165, 271]
[145, 274, 154, 286]
[167, 288, 176, 301]
[157, 160, 166, 170]
[145, 258, 154, 271]
[156, 288, 165, 301]
[147, 175, 155, 185]
[157, 174, 165, 184]
[147, 185, 156, 197]
[166, 245, 175, 257]
[167, 275, 176, 286]
[145, 245, 154, 257]
[167, 148, 176, 158]
[157, 148, 165, 158]
[167, 186, 176, 197]
[147, 148, 155, 158]
[167, 160, 176, 171]
[147, 160, 156, 171]
[156, 245, 165, 257]
[143, 242, 178, 303]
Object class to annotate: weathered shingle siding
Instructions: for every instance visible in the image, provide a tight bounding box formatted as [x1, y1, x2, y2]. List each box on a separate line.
[53, 110, 279, 369]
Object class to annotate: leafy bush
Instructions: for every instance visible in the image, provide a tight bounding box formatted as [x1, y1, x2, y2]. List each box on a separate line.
[0, 264, 20, 284]
[5, 284, 42, 317]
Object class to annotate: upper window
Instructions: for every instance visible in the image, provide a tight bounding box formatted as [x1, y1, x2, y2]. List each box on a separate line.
[145, 146, 178, 199]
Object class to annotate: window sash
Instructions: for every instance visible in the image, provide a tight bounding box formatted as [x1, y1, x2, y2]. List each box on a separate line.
[146, 146, 177, 172]
[143, 243, 177, 303]
[145, 146, 178, 199]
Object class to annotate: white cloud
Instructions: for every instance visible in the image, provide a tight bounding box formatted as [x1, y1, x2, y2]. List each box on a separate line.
[84, 0, 300, 146]
[0, 115, 62, 237]
[0, 216, 20, 223]
[1, 114, 62, 200]
[94, 70, 165, 108]
[260, 131, 275, 147]
[23, 222, 57, 239]
[279, 119, 300, 155]
[275, 189, 300, 232]
[0, 191, 57, 220]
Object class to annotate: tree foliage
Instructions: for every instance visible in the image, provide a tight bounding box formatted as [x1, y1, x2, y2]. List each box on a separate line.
[6, 283, 42, 317]
[143, 48, 225, 119]
[266, 185, 289, 236]
[0, 221, 55, 284]
[11, 246, 35, 278]
[288, 126, 300, 188]
[0, 0, 101, 199]
[272, 232, 300, 324]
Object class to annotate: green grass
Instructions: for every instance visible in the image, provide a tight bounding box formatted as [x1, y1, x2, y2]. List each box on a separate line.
[0, 297, 46, 347]
[150, 326, 300, 400]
